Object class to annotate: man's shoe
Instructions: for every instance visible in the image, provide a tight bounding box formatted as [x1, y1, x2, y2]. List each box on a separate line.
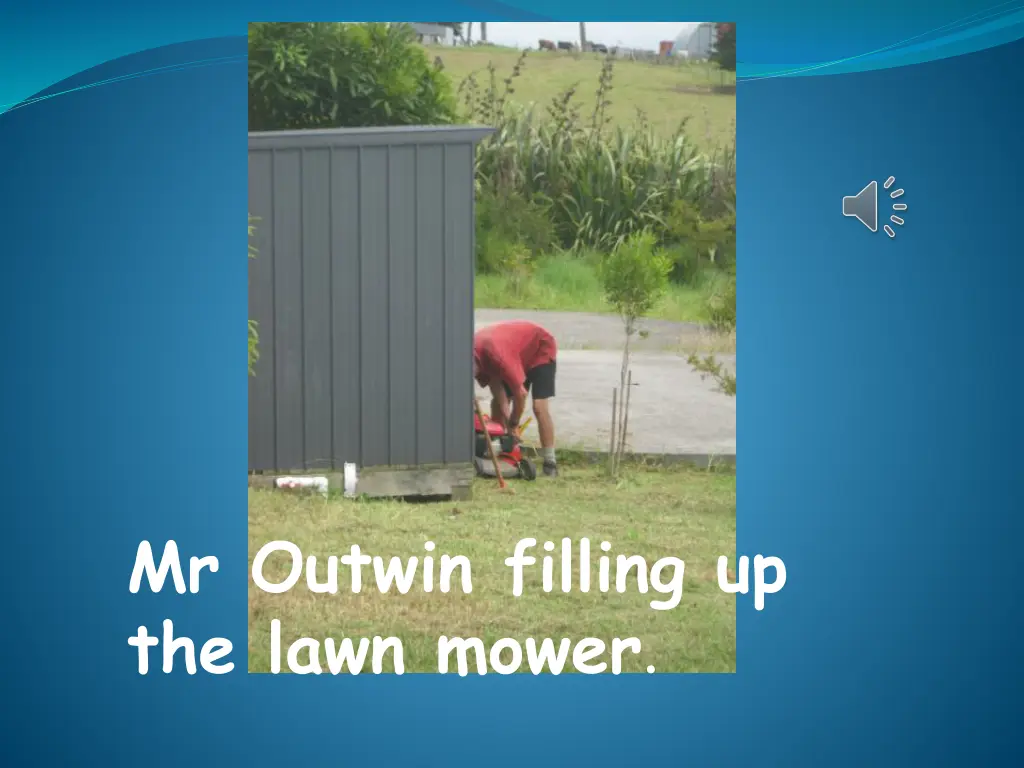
[542, 461, 559, 478]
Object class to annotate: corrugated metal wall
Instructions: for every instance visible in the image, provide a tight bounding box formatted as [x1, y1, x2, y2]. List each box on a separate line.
[248, 126, 493, 472]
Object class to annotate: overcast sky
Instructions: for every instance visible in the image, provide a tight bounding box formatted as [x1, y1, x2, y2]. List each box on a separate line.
[472, 22, 701, 51]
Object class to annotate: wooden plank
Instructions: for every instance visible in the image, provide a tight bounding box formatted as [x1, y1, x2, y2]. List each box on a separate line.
[248, 464, 475, 500]
[355, 464, 474, 499]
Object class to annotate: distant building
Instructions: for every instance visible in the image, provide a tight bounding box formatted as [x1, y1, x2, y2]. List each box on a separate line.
[673, 23, 717, 60]
[410, 23, 454, 46]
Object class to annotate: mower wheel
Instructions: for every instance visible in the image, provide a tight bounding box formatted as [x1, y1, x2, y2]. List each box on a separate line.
[518, 458, 537, 481]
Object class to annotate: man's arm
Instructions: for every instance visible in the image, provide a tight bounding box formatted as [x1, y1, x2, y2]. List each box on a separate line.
[489, 382, 510, 425]
[489, 344, 528, 431]
[508, 390, 528, 433]
[488, 381, 527, 432]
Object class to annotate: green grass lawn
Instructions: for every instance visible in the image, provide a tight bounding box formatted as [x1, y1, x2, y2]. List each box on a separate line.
[474, 253, 728, 325]
[429, 45, 736, 149]
[249, 463, 736, 674]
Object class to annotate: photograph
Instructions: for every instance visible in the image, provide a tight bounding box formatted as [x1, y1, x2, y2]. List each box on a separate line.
[247, 20, 737, 674]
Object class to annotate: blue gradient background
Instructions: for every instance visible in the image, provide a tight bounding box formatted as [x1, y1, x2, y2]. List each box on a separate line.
[2, 4, 1022, 766]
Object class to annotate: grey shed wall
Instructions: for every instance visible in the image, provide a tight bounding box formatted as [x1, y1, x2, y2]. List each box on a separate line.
[248, 125, 494, 472]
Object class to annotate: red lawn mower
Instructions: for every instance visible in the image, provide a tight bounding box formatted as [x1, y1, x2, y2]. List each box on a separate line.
[473, 411, 537, 481]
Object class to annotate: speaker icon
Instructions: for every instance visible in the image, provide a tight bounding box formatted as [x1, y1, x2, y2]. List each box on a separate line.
[843, 176, 907, 238]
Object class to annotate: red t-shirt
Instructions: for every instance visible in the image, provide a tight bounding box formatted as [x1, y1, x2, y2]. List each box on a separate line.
[474, 322, 557, 397]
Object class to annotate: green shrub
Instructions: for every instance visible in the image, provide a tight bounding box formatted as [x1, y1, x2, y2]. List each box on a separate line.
[502, 242, 534, 299]
[704, 262, 736, 331]
[248, 22, 457, 130]
[597, 230, 673, 330]
[686, 260, 735, 395]
[687, 351, 736, 396]
[475, 189, 555, 273]
[663, 198, 736, 283]
[662, 242, 704, 284]
[475, 231, 534, 293]
[598, 230, 673, 476]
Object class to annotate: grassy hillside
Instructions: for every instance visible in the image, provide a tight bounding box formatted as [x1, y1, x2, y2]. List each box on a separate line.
[427, 45, 736, 150]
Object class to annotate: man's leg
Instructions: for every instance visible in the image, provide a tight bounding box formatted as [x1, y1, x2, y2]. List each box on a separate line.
[533, 398, 557, 475]
[527, 361, 558, 477]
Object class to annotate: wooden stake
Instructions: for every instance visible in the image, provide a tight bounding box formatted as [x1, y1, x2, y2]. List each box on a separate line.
[619, 369, 633, 464]
[609, 387, 618, 476]
[474, 397, 512, 492]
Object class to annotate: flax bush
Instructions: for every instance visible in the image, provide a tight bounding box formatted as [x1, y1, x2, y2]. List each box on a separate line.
[461, 52, 736, 256]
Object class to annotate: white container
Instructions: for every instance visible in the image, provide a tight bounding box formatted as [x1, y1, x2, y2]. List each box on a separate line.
[275, 476, 329, 498]
[343, 463, 358, 498]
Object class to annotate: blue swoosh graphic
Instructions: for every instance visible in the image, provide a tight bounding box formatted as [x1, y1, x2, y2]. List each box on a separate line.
[739, 5, 1024, 79]
[1, 55, 246, 115]
[3, 9, 1024, 112]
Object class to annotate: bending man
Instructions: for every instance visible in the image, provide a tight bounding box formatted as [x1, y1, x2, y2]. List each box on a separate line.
[473, 321, 559, 477]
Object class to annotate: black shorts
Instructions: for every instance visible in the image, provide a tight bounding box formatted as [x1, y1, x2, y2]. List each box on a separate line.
[504, 360, 556, 401]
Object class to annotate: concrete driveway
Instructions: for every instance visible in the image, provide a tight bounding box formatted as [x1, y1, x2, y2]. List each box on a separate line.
[474, 309, 736, 457]
[476, 308, 708, 351]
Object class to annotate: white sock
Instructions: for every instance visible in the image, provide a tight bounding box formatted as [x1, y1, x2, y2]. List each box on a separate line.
[541, 447, 556, 463]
